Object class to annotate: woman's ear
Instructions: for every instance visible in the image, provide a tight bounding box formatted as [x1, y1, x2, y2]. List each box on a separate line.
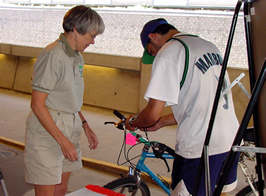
[73, 27, 77, 33]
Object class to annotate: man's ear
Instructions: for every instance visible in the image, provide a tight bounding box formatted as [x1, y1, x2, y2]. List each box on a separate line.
[148, 33, 157, 42]
[149, 33, 163, 44]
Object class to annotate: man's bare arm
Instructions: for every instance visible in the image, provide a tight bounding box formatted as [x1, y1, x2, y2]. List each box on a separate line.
[130, 98, 165, 128]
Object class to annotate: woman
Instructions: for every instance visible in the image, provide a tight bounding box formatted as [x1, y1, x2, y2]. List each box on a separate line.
[24, 5, 105, 196]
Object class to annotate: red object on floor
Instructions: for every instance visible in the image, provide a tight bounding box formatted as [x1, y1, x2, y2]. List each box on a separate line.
[85, 185, 125, 196]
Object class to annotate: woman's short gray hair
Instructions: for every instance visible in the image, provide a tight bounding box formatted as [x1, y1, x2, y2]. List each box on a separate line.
[63, 5, 105, 35]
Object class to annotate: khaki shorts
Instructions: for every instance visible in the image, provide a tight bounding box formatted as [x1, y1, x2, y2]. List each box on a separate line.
[24, 109, 82, 185]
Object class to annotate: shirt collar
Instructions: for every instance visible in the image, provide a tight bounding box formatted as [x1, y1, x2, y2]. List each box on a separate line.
[59, 33, 79, 57]
[173, 32, 198, 37]
[173, 32, 186, 37]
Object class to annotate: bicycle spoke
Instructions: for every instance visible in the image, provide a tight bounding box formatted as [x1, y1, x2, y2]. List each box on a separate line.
[119, 186, 126, 193]
[116, 186, 141, 195]
[131, 188, 138, 196]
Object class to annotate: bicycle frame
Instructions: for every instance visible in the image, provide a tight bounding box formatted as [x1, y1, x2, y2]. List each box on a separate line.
[128, 143, 174, 195]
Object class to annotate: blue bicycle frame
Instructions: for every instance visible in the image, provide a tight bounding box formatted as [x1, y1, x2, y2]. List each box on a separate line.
[132, 143, 175, 195]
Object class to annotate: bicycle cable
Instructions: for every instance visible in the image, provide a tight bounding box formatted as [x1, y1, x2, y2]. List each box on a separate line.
[125, 128, 152, 168]
[116, 129, 127, 166]
[116, 128, 143, 167]
[125, 142, 143, 168]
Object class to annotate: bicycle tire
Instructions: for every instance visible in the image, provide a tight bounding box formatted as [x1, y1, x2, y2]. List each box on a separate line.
[103, 176, 150, 196]
[236, 181, 265, 196]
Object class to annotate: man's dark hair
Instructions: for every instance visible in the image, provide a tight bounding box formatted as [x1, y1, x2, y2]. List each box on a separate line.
[152, 23, 176, 35]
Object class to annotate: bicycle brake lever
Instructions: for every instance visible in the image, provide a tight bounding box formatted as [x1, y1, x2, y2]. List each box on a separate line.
[152, 142, 173, 172]
[104, 122, 115, 125]
[104, 121, 125, 130]
[117, 123, 124, 130]
[151, 146, 168, 172]
[153, 147, 170, 172]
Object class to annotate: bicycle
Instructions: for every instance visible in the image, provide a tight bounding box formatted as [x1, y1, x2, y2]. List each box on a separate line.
[235, 128, 265, 196]
[103, 110, 177, 196]
[103, 111, 265, 196]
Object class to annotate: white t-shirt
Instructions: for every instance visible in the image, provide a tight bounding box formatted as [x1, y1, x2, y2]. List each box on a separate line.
[144, 33, 239, 158]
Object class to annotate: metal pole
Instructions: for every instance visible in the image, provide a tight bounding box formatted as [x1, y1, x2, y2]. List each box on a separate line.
[192, 0, 243, 195]
[203, 146, 211, 196]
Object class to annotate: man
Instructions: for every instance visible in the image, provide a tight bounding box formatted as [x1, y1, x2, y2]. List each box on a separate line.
[24, 6, 104, 196]
[126, 18, 239, 196]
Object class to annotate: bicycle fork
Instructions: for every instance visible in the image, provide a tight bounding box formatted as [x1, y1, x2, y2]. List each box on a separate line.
[128, 167, 144, 195]
[128, 167, 142, 185]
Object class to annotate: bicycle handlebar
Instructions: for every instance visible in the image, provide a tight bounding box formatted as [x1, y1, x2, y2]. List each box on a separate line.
[113, 110, 126, 121]
[105, 110, 178, 171]
[105, 110, 177, 154]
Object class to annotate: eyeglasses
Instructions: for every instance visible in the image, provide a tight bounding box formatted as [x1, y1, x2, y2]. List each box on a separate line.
[88, 31, 97, 41]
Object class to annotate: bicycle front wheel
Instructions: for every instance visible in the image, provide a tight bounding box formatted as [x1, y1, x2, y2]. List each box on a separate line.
[236, 181, 265, 196]
[103, 176, 150, 196]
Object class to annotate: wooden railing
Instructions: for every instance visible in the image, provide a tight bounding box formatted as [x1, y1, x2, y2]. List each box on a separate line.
[0, 43, 251, 125]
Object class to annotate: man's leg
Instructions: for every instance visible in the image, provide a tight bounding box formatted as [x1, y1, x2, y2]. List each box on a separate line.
[220, 152, 240, 195]
[54, 172, 71, 196]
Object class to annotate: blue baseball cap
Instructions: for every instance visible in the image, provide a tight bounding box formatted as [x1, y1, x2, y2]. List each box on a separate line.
[140, 18, 168, 49]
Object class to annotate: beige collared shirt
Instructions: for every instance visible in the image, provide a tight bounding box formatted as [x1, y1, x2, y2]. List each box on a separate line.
[32, 33, 84, 113]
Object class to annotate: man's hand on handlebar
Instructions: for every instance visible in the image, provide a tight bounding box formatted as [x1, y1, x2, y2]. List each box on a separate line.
[125, 115, 162, 132]
[140, 119, 161, 132]
[125, 115, 138, 131]
[110, 110, 162, 132]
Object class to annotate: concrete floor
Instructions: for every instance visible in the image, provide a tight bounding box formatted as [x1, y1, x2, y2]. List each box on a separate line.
[0, 88, 254, 195]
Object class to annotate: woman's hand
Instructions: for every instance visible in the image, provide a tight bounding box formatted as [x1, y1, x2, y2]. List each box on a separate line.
[83, 123, 98, 150]
[59, 136, 78, 161]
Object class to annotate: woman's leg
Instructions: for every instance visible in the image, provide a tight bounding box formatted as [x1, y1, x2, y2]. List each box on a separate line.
[34, 184, 55, 196]
[34, 172, 71, 196]
[54, 172, 71, 196]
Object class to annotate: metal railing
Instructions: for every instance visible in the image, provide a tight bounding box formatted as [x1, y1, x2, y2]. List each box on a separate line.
[1, 0, 239, 9]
